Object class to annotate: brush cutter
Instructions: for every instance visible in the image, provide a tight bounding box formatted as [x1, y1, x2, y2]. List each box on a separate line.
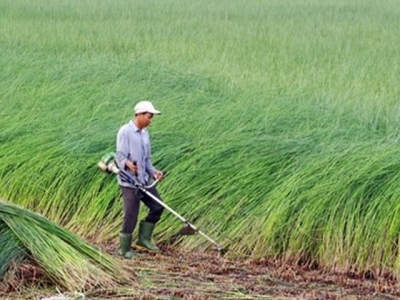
[98, 152, 228, 255]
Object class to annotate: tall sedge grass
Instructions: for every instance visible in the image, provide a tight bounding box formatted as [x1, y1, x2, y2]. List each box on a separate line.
[1, 0, 400, 278]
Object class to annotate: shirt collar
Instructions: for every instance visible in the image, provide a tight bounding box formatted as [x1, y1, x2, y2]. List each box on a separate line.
[129, 120, 146, 133]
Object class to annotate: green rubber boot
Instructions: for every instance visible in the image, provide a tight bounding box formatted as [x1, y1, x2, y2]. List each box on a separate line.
[119, 233, 136, 259]
[135, 221, 161, 252]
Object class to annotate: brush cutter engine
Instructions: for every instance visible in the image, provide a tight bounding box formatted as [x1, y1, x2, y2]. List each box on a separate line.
[98, 152, 119, 174]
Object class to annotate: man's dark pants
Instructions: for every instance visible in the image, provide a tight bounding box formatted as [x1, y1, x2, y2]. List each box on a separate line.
[120, 186, 164, 234]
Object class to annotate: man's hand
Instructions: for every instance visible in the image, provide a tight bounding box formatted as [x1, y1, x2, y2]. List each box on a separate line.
[153, 170, 164, 181]
[126, 160, 138, 175]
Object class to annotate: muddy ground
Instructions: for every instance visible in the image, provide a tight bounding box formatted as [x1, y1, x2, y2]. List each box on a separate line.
[2, 242, 400, 300]
[111, 244, 400, 300]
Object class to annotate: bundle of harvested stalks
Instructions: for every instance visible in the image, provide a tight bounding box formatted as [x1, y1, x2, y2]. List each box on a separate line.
[0, 199, 133, 292]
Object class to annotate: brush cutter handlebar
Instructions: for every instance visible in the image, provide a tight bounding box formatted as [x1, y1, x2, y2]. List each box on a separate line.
[119, 168, 160, 190]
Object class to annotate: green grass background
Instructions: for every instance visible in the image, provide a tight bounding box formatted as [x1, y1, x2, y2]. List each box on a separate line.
[1, 0, 400, 276]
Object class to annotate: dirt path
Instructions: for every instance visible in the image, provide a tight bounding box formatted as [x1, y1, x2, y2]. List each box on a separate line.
[96, 243, 400, 300]
[3, 243, 400, 300]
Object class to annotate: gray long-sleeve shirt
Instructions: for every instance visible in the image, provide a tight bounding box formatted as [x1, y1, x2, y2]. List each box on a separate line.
[116, 120, 157, 187]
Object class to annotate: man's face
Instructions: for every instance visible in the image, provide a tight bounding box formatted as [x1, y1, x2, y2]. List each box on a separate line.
[136, 112, 154, 128]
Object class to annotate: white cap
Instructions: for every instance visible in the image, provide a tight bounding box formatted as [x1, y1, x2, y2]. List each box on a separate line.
[134, 100, 161, 115]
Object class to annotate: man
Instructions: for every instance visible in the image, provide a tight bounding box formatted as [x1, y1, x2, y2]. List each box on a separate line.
[115, 100, 165, 259]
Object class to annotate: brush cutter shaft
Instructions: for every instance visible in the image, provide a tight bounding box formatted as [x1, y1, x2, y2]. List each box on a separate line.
[196, 229, 224, 251]
[140, 188, 223, 250]
[140, 187, 186, 223]
[98, 153, 227, 254]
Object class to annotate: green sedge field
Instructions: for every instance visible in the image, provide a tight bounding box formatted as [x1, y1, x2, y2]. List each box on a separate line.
[1, 0, 400, 299]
